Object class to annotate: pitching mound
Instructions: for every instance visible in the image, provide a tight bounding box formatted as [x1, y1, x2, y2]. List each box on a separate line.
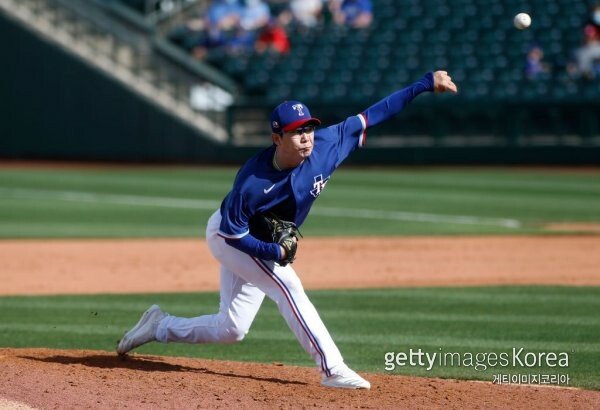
[1, 348, 598, 409]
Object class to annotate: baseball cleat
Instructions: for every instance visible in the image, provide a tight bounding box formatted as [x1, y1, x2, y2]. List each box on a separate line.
[116, 304, 166, 355]
[321, 368, 371, 390]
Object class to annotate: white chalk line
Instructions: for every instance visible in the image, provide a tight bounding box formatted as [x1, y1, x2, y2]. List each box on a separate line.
[0, 188, 521, 228]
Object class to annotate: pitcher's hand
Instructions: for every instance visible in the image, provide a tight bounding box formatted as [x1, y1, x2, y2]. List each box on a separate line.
[433, 71, 458, 93]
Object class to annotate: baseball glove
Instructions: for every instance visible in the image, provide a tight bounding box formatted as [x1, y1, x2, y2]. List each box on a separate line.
[263, 213, 302, 266]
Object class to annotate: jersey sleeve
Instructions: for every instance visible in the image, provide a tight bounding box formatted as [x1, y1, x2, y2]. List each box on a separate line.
[361, 72, 434, 128]
[218, 190, 250, 239]
[225, 235, 281, 261]
[326, 73, 434, 167]
[327, 114, 368, 167]
[218, 189, 282, 261]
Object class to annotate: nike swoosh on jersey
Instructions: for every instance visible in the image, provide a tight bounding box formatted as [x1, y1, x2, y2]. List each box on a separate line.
[263, 184, 276, 194]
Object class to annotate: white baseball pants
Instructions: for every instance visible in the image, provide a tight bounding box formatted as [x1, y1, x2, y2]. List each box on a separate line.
[155, 210, 345, 377]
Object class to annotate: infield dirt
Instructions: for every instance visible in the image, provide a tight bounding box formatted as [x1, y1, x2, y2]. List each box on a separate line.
[1, 236, 599, 296]
[1, 236, 599, 408]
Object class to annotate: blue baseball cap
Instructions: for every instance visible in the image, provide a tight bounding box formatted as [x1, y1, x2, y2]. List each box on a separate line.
[270, 101, 321, 134]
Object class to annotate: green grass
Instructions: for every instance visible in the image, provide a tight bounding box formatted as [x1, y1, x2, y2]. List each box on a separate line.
[0, 167, 599, 237]
[0, 286, 597, 390]
[1, 167, 598, 389]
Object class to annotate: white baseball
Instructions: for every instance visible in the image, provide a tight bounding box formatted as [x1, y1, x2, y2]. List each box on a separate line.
[514, 13, 531, 30]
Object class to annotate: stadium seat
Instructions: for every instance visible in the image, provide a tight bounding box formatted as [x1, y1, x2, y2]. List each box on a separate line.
[180, 0, 599, 105]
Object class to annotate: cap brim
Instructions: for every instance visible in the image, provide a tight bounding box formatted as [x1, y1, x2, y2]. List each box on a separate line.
[282, 118, 321, 132]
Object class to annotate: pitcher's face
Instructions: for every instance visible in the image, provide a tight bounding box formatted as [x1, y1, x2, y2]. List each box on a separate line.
[274, 125, 316, 161]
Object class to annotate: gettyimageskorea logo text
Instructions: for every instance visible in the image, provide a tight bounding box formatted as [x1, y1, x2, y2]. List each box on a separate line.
[384, 347, 569, 372]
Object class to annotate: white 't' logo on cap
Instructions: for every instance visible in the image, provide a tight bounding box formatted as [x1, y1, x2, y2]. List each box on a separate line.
[292, 104, 305, 116]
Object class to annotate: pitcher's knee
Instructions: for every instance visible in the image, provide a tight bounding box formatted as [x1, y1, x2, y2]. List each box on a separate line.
[219, 325, 248, 343]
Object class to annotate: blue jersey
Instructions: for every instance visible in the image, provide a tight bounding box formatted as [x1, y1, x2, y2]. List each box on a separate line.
[219, 114, 366, 238]
[218, 72, 434, 261]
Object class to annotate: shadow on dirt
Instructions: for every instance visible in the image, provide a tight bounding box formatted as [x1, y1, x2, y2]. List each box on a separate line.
[18, 354, 308, 385]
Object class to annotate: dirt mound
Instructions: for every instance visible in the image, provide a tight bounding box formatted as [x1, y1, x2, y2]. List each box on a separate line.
[1, 348, 598, 409]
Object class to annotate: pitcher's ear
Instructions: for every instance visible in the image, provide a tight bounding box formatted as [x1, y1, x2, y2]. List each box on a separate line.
[272, 133, 282, 145]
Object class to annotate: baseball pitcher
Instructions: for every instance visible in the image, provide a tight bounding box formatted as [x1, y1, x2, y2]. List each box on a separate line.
[117, 71, 458, 389]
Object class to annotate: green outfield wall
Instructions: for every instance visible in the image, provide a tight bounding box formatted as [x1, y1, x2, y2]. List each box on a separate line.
[0, 13, 221, 163]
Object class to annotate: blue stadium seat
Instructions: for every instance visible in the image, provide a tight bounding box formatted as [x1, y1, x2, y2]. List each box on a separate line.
[182, 0, 600, 104]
